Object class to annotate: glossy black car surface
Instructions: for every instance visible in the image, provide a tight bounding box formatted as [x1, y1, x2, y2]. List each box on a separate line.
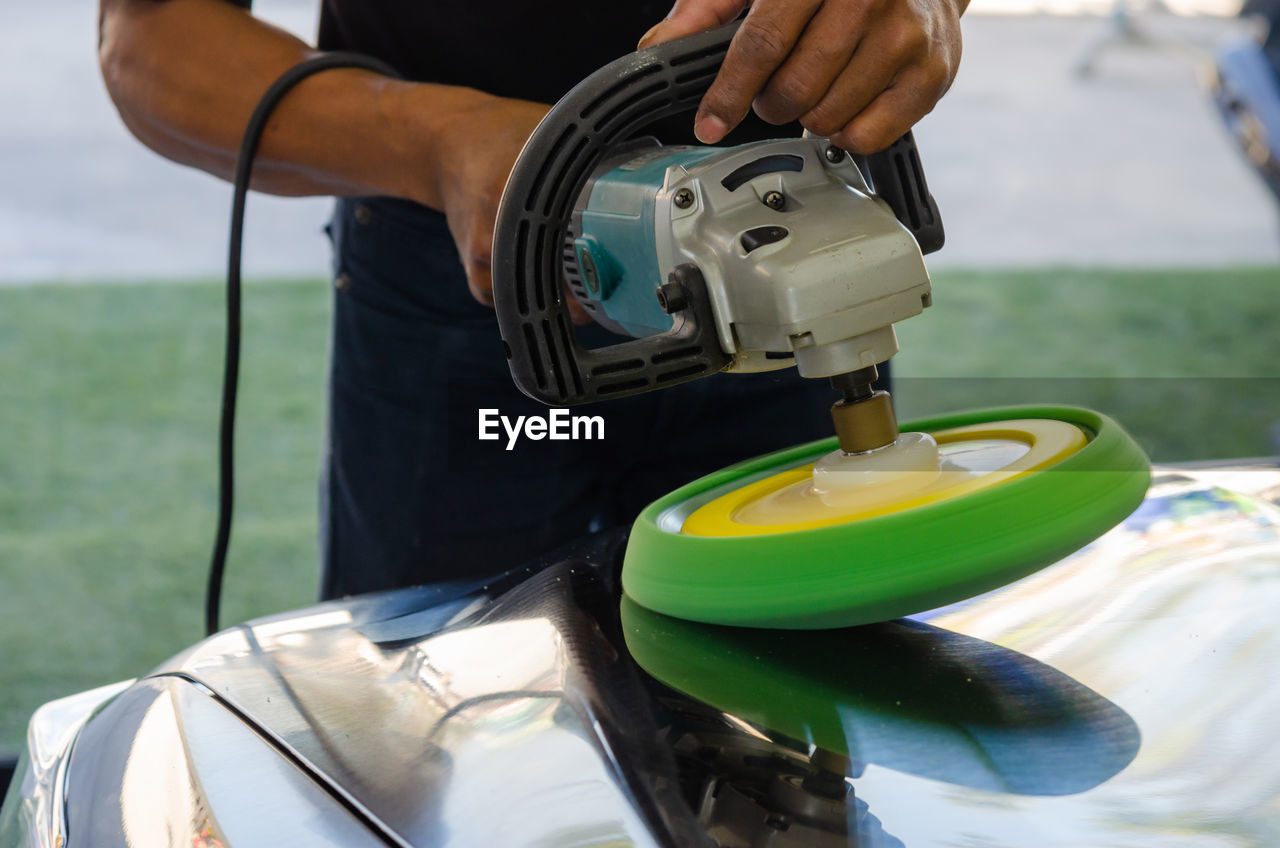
[3, 463, 1279, 847]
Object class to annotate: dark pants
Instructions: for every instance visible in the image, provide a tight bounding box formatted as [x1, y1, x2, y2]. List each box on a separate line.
[319, 196, 850, 599]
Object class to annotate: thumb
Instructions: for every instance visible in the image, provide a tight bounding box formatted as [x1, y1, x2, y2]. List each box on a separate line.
[638, 0, 747, 49]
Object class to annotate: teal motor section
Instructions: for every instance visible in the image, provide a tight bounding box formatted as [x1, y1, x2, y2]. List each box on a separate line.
[573, 146, 721, 338]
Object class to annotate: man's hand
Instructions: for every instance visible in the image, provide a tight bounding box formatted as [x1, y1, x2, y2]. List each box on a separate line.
[99, 0, 590, 322]
[427, 91, 591, 322]
[638, 0, 964, 154]
[427, 93, 545, 310]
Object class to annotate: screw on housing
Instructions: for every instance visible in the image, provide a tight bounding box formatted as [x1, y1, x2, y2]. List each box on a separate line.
[825, 146, 846, 164]
[763, 190, 786, 210]
[656, 281, 688, 313]
[673, 188, 695, 209]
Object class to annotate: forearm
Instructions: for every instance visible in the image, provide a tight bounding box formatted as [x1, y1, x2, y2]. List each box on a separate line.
[98, 0, 478, 208]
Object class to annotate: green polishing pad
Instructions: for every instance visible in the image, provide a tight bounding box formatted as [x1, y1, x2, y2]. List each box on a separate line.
[622, 406, 1150, 629]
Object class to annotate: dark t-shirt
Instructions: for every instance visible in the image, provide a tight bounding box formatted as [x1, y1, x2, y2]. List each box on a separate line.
[311, 1, 789, 143]
[316, 1, 669, 104]
[228, 1, 788, 145]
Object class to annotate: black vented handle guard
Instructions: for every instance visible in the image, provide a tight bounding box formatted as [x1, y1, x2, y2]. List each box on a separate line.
[492, 20, 944, 406]
[857, 134, 945, 255]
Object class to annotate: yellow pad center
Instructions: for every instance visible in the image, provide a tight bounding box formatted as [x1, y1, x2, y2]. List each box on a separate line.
[682, 419, 1088, 537]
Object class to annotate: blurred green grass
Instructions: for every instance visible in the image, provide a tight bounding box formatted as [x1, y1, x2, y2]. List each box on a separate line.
[1, 268, 1278, 749]
[892, 268, 1280, 458]
[0, 279, 327, 749]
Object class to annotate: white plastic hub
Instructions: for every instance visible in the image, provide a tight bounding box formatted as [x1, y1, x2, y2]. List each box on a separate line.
[811, 432, 942, 508]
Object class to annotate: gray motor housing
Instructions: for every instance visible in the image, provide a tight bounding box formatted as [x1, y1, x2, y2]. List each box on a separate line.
[492, 20, 943, 405]
[651, 137, 932, 378]
[566, 138, 933, 378]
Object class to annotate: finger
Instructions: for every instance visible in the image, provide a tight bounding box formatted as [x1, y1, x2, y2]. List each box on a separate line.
[638, 0, 747, 49]
[753, 0, 869, 126]
[696, 0, 823, 142]
[466, 261, 495, 307]
[830, 73, 936, 154]
[797, 34, 903, 139]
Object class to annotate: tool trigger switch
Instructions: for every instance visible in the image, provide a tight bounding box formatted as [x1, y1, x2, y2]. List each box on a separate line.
[741, 226, 789, 254]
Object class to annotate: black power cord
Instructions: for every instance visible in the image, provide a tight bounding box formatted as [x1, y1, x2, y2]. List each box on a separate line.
[207, 53, 402, 637]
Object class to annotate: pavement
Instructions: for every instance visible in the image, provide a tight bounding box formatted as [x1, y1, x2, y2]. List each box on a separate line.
[921, 12, 1280, 267]
[2, 0, 330, 283]
[2, 1, 1278, 283]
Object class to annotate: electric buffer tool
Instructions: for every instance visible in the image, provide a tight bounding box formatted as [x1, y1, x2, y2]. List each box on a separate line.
[492, 22, 1150, 629]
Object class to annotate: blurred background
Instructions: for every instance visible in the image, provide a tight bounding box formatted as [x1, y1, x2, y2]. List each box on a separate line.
[1, 0, 1278, 752]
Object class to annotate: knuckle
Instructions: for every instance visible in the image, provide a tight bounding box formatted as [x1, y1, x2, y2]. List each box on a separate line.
[895, 26, 929, 59]
[737, 18, 790, 63]
[927, 57, 956, 96]
[899, 70, 943, 112]
[773, 72, 813, 108]
[802, 30, 852, 70]
[839, 121, 884, 154]
[469, 226, 495, 263]
[801, 104, 845, 138]
[467, 274, 494, 304]
[810, 36, 850, 64]
[462, 238, 492, 271]
[763, 71, 817, 116]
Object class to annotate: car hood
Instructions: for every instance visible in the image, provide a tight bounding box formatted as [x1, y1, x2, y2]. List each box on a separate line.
[21, 462, 1280, 847]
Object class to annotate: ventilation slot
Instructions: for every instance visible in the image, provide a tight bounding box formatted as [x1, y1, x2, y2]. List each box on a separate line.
[673, 80, 716, 106]
[656, 363, 707, 383]
[909, 148, 933, 225]
[555, 314, 584, 397]
[591, 358, 645, 377]
[651, 345, 702, 365]
[532, 225, 548, 312]
[540, 320, 567, 399]
[562, 232, 589, 303]
[597, 377, 650, 396]
[527, 124, 577, 212]
[522, 323, 546, 390]
[544, 136, 592, 218]
[553, 165, 595, 221]
[670, 44, 729, 67]
[580, 64, 662, 119]
[514, 221, 530, 317]
[594, 81, 671, 133]
[675, 67, 718, 86]
[892, 154, 921, 230]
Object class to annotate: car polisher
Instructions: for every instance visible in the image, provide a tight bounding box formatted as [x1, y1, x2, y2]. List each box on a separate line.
[492, 21, 1150, 629]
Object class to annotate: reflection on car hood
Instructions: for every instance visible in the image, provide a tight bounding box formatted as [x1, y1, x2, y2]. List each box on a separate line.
[47, 463, 1280, 846]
